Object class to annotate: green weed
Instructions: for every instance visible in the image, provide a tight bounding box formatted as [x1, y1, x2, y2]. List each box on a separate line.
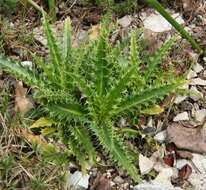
[0, 12, 186, 182]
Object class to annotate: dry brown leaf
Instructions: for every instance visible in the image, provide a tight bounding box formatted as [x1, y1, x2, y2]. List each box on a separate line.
[167, 123, 206, 154]
[179, 164, 192, 180]
[15, 80, 34, 115]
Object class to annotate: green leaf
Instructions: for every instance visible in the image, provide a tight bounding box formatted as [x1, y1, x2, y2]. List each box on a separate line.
[48, 104, 87, 116]
[113, 80, 186, 115]
[0, 56, 45, 88]
[42, 11, 65, 88]
[62, 17, 72, 63]
[30, 117, 55, 128]
[144, 36, 177, 81]
[140, 105, 164, 115]
[94, 23, 110, 96]
[90, 121, 142, 183]
[105, 65, 137, 113]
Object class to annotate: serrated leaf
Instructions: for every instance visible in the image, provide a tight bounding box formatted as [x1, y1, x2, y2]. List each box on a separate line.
[30, 117, 55, 128]
[41, 127, 56, 136]
[141, 105, 164, 115]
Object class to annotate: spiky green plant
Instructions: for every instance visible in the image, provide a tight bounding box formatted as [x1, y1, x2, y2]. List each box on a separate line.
[0, 11, 186, 183]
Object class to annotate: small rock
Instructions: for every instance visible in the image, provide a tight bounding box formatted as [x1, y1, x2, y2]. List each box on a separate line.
[173, 112, 189, 121]
[174, 95, 187, 104]
[189, 52, 199, 62]
[189, 86, 203, 101]
[122, 183, 129, 189]
[194, 109, 206, 122]
[153, 168, 178, 185]
[190, 78, 206, 86]
[193, 63, 204, 73]
[118, 15, 132, 27]
[142, 11, 184, 32]
[192, 153, 206, 173]
[167, 124, 206, 154]
[113, 176, 124, 184]
[154, 130, 167, 142]
[139, 154, 155, 175]
[67, 171, 90, 189]
[134, 182, 182, 190]
[187, 70, 197, 79]
[21, 61, 32, 68]
[188, 173, 206, 190]
[110, 181, 115, 187]
[203, 57, 206, 63]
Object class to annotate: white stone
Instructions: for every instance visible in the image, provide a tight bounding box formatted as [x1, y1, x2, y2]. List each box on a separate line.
[188, 173, 206, 190]
[189, 52, 199, 62]
[113, 176, 124, 184]
[192, 153, 206, 173]
[193, 63, 204, 73]
[142, 11, 184, 32]
[187, 70, 197, 79]
[134, 182, 182, 190]
[118, 15, 133, 27]
[203, 57, 206, 63]
[67, 171, 90, 189]
[139, 154, 155, 175]
[154, 130, 167, 142]
[175, 159, 192, 170]
[153, 168, 178, 185]
[190, 78, 206, 86]
[110, 181, 115, 187]
[174, 95, 187, 104]
[190, 86, 203, 101]
[173, 112, 189, 121]
[21, 61, 32, 68]
[194, 109, 206, 122]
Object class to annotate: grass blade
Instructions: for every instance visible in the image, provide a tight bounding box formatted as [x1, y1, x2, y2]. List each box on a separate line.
[143, 0, 203, 53]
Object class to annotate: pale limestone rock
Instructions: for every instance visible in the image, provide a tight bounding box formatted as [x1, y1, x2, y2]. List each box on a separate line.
[193, 63, 204, 73]
[134, 183, 183, 190]
[67, 171, 90, 189]
[118, 15, 133, 27]
[142, 11, 184, 32]
[194, 109, 206, 122]
[187, 70, 197, 79]
[173, 112, 189, 121]
[189, 86, 203, 101]
[113, 176, 124, 184]
[188, 173, 206, 190]
[190, 78, 206, 86]
[139, 154, 155, 175]
[154, 130, 167, 142]
[174, 95, 187, 104]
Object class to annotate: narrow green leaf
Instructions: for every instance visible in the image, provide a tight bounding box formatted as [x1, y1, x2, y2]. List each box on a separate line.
[113, 80, 186, 114]
[94, 23, 110, 96]
[144, 36, 177, 81]
[0, 56, 45, 88]
[105, 65, 137, 112]
[42, 11, 65, 88]
[48, 104, 86, 116]
[62, 17, 72, 63]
